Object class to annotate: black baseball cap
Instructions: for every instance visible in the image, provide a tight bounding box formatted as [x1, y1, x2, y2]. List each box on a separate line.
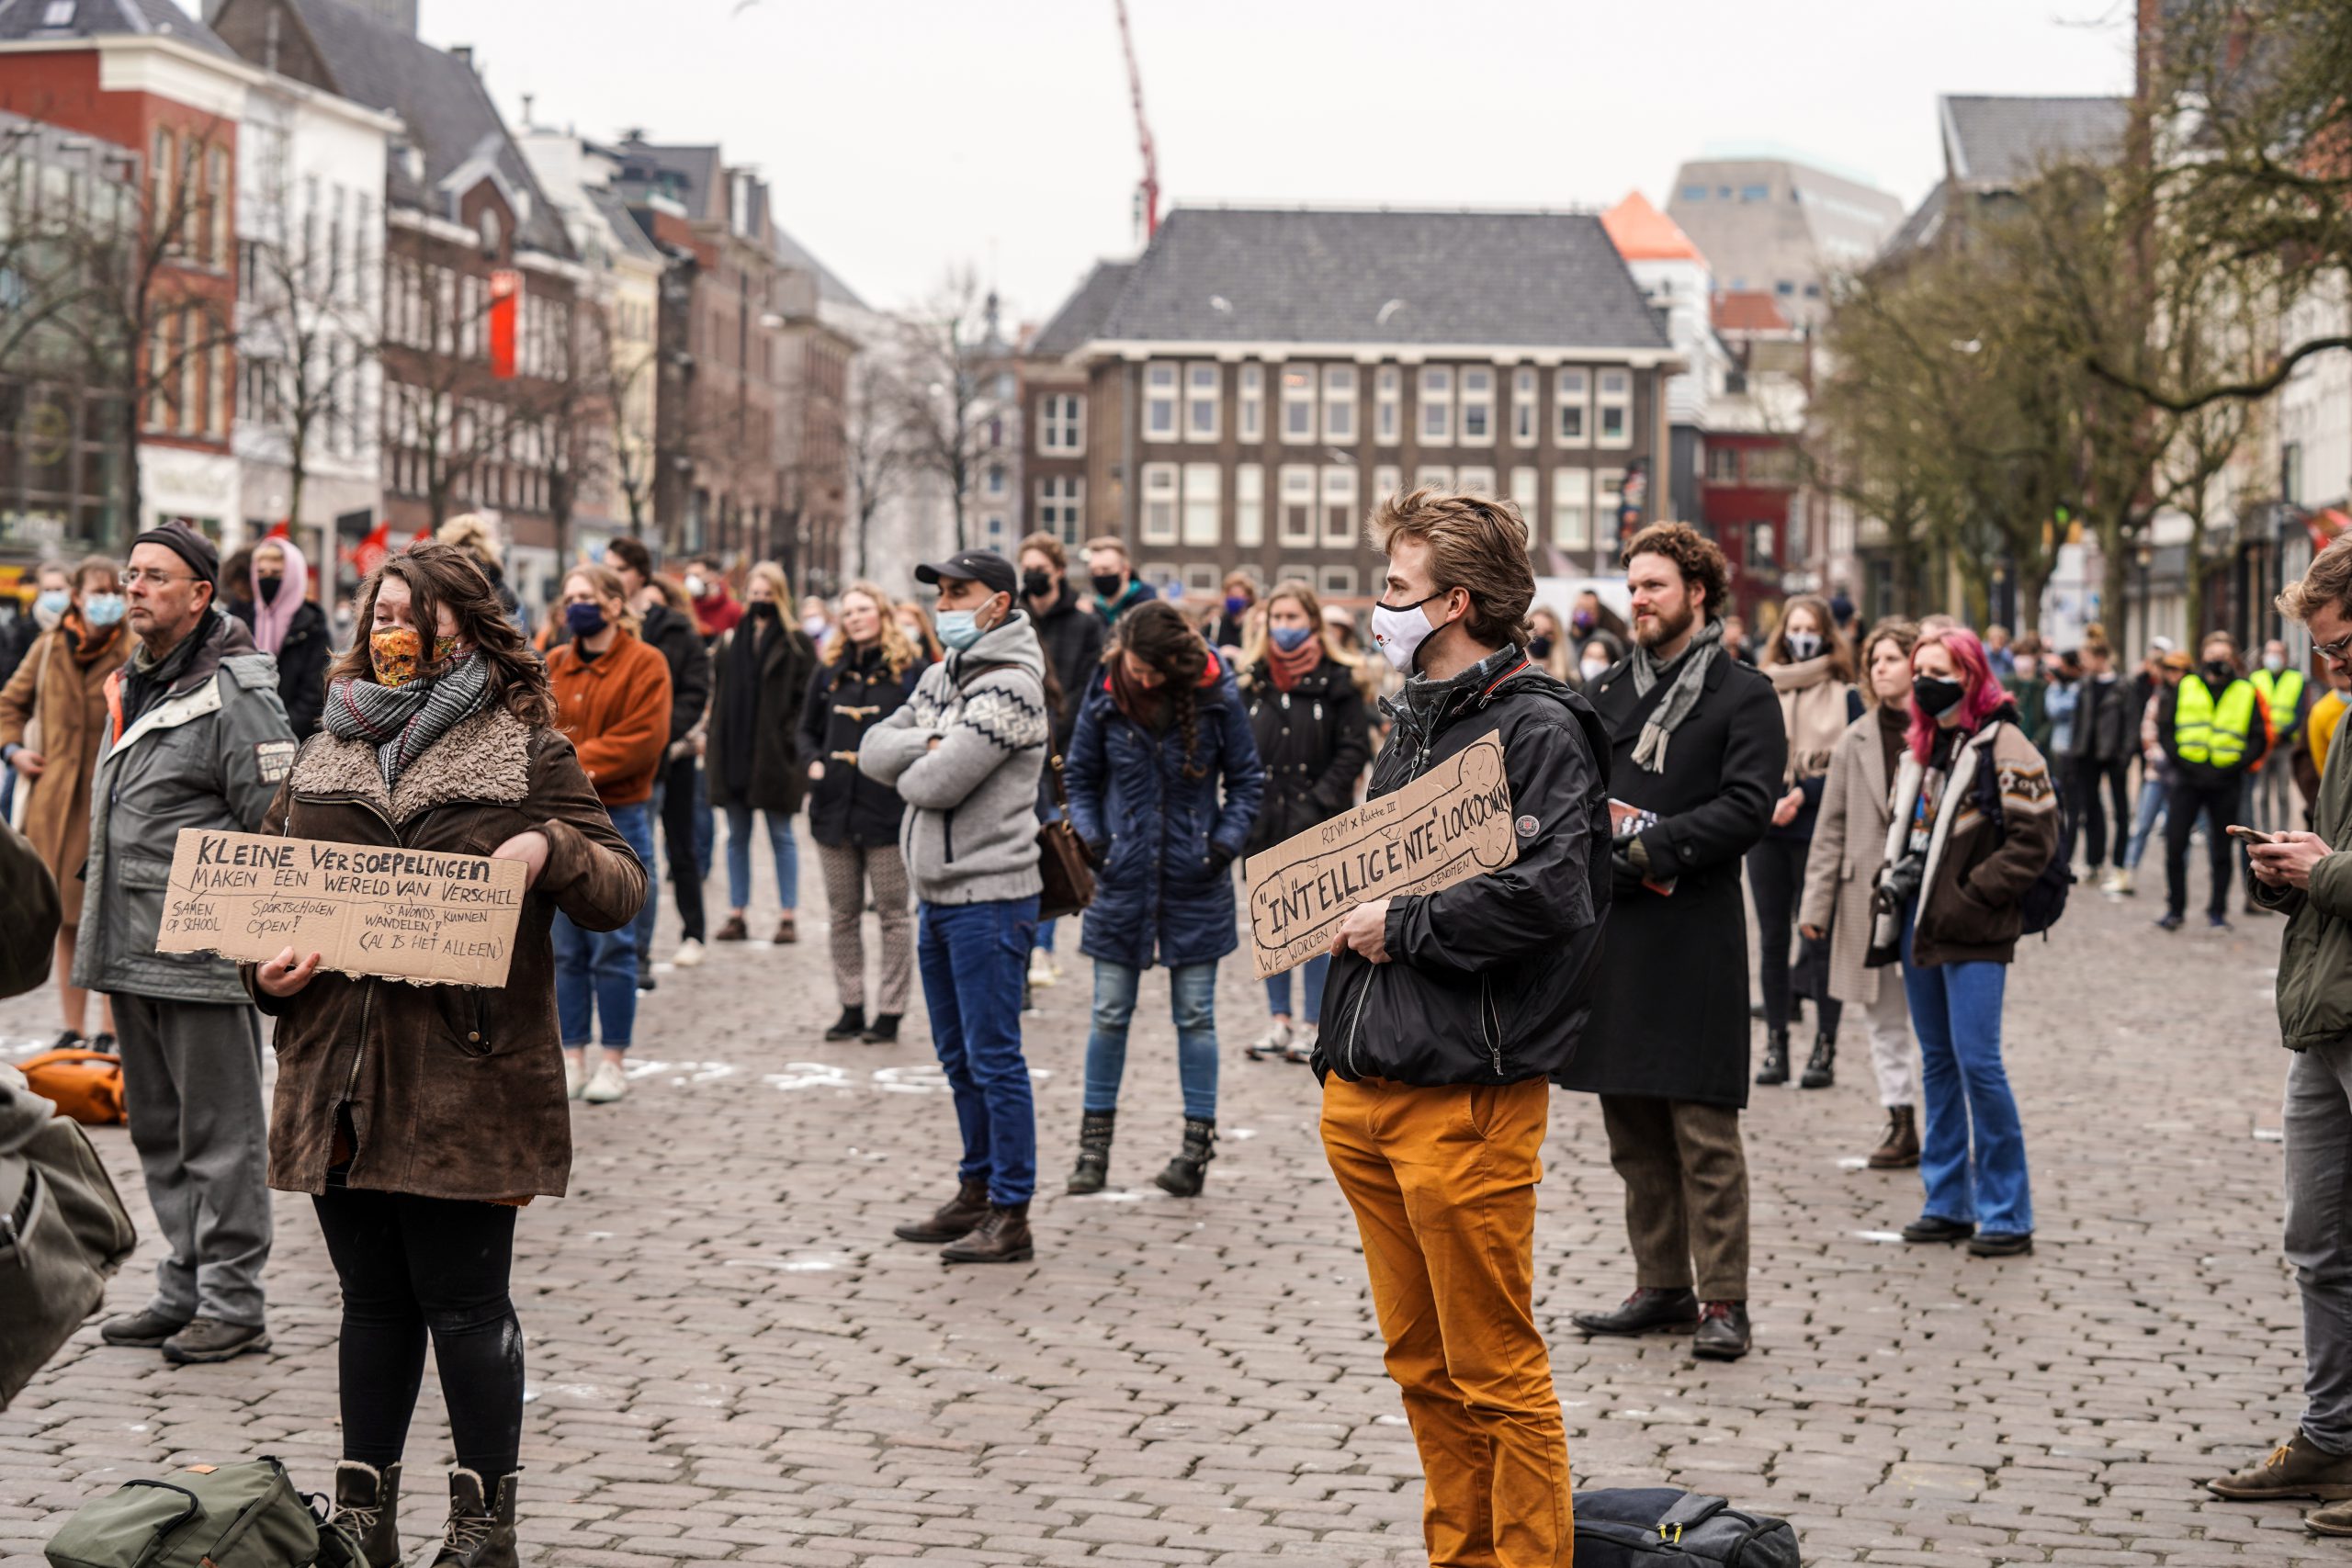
[914, 549, 1017, 597]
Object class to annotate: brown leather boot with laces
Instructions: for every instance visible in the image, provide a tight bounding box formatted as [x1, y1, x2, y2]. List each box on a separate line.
[940, 1201, 1034, 1264]
[327, 1461, 401, 1567]
[2209, 1433, 2352, 1500]
[430, 1469, 517, 1568]
[1868, 1105, 1920, 1168]
[893, 1177, 990, 1243]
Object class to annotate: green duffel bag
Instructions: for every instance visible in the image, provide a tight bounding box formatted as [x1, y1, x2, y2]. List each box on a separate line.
[45, 1457, 362, 1568]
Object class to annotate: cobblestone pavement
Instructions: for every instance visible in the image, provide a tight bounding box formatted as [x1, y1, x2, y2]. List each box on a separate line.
[0, 828, 2334, 1565]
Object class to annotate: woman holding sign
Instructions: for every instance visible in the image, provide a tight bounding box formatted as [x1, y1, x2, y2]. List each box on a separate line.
[244, 542, 646, 1566]
[1064, 601, 1264, 1198]
[1237, 580, 1370, 1065]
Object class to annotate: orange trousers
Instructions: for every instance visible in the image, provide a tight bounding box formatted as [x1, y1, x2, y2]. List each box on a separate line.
[1321, 1074, 1573, 1568]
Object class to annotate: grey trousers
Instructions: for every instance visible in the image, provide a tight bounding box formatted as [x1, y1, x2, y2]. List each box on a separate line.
[113, 993, 271, 1327]
[1599, 1094, 1750, 1303]
[817, 840, 913, 1015]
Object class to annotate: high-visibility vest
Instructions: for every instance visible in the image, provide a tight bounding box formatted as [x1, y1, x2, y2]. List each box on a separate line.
[2255, 667, 2306, 731]
[2175, 674, 2259, 767]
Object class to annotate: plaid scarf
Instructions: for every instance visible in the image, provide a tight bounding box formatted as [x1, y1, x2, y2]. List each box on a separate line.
[322, 649, 493, 791]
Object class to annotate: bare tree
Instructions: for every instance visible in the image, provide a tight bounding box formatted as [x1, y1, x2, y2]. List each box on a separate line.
[824, 354, 912, 580]
[890, 267, 1003, 553]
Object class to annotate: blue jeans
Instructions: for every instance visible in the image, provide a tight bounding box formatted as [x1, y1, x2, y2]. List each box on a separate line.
[636, 778, 665, 966]
[1900, 913, 2031, 1235]
[556, 801, 652, 1049]
[724, 803, 799, 911]
[692, 764, 713, 880]
[1263, 953, 1329, 1026]
[1035, 918, 1057, 954]
[2125, 774, 2167, 870]
[1084, 959, 1220, 1122]
[917, 897, 1039, 1204]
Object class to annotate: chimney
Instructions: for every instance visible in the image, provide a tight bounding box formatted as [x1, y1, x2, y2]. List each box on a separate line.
[450, 44, 473, 72]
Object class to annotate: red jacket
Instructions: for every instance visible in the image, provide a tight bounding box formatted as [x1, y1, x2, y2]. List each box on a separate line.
[547, 627, 672, 807]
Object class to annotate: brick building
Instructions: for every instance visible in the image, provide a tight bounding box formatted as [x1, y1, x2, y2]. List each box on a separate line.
[1025, 207, 1677, 604]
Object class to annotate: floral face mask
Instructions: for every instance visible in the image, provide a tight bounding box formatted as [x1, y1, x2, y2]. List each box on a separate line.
[370, 626, 458, 687]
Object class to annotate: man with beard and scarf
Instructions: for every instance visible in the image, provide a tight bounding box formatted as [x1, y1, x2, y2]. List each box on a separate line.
[2156, 629, 2272, 932]
[77, 521, 295, 1365]
[1556, 521, 1783, 1361]
[1084, 536, 1156, 627]
[1314, 489, 1610, 1568]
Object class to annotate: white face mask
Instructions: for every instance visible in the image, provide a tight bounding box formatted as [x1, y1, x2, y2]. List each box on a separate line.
[1371, 591, 1448, 673]
[1786, 631, 1821, 661]
[684, 574, 707, 599]
[1578, 656, 1610, 683]
[2267, 654, 2287, 674]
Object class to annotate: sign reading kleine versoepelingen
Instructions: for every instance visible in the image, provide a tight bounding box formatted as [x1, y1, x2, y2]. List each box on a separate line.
[155, 828, 526, 988]
[1242, 734, 1519, 980]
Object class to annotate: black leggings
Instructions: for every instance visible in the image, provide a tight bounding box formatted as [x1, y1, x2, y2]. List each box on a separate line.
[311, 1188, 524, 1479]
[660, 751, 707, 944]
[1747, 833, 1843, 1040]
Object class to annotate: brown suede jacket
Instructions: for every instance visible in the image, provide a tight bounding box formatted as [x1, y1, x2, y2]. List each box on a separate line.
[243, 703, 646, 1202]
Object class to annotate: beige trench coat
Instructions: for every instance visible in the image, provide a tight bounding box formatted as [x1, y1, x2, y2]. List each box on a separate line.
[1799, 709, 1896, 1007]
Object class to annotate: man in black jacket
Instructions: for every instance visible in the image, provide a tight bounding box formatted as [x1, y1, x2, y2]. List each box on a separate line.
[2062, 637, 2134, 886]
[608, 537, 712, 976]
[1017, 533, 1103, 987]
[1557, 522, 1783, 1361]
[1317, 488, 1609, 1568]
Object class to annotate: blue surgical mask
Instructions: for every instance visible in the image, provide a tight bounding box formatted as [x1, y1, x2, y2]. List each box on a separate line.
[82, 593, 125, 627]
[1271, 625, 1315, 653]
[936, 609, 983, 651]
[33, 590, 69, 627]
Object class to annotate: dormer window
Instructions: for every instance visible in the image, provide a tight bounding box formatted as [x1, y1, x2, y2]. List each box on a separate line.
[42, 1, 75, 25]
[478, 207, 503, 259]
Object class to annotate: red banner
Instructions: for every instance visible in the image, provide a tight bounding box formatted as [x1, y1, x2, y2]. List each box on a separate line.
[2311, 508, 2350, 554]
[350, 523, 390, 579]
[489, 269, 519, 380]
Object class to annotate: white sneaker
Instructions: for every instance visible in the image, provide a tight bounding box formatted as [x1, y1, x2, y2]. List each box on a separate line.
[564, 1056, 588, 1100]
[1027, 951, 1057, 987]
[673, 938, 707, 969]
[582, 1060, 628, 1104]
[1245, 1021, 1294, 1061]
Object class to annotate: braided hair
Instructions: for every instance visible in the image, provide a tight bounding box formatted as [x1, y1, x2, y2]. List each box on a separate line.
[1108, 600, 1211, 779]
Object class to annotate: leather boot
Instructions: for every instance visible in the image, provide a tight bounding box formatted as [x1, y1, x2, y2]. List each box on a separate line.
[1571, 1286, 1700, 1336]
[1154, 1116, 1217, 1197]
[429, 1469, 516, 1568]
[1868, 1105, 1920, 1168]
[940, 1201, 1034, 1263]
[892, 1177, 990, 1243]
[1800, 1032, 1836, 1089]
[1067, 1109, 1116, 1194]
[1756, 1030, 1790, 1086]
[327, 1461, 400, 1568]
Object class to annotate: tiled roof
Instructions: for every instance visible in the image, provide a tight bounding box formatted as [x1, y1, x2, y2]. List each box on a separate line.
[1091, 207, 1671, 352]
[769, 221, 864, 310]
[1030, 260, 1134, 359]
[1880, 180, 1948, 260]
[1939, 95, 2130, 190]
[0, 0, 234, 57]
[1713, 290, 1791, 334]
[1601, 190, 1705, 265]
[588, 188, 663, 265]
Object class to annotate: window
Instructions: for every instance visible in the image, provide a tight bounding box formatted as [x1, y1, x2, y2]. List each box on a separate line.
[1374, 464, 1402, 506]
[1323, 365, 1357, 443]
[1679, 184, 1709, 202]
[1238, 364, 1263, 441]
[1145, 363, 1177, 439]
[1747, 446, 1797, 484]
[1182, 462, 1221, 545]
[983, 513, 1008, 553]
[1415, 465, 1453, 491]
[1278, 464, 1316, 545]
[985, 464, 1005, 496]
[1278, 560, 1317, 590]
[1708, 445, 1739, 482]
[1598, 369, 1632, 448]
[1749, 521, 1777, 570]
[42, 0, 74, 22]
[1552, 468, 1590, 550]
[1457, 465, 1495, 497]
[1039, 392, 1081, 454]
[1184, 564, 1220, 593]
[1775, 280, 1795, 298]
[152, 128, 175, 251]
[209, 149, 230, 265]
[1459, 367, 1493, 446]
[1512, 368, 1538, 446]
[1321, 466, 1357, 547]
[1141, 461, 1179, 543]
[1037, 476, 1084, 544]
[1319, 566, 1357, 597]
[1740, 184, 1770, 201]
[1598, 470, 1625, 539]
[1186, 362, 1220, 442]
[1419, 366, 1452, 445]
[1510, 467, 1538, 514]
[1236, 463, 1263, 547]
[1375, 367, 1400, 445]
[1555, 368, 1589, 446]
[1281, 363, 1315, 444]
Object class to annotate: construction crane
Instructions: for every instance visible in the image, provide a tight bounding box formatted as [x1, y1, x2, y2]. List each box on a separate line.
[1113, 0, 1159, 241]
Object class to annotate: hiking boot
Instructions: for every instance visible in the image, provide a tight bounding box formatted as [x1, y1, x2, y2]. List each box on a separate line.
[1244, 1021, 1293, 1062]
[99, 1307, 189, 1348]
[2311, 1499, 2352, 1535]
[1902, 1214, 1975, 1245]
[716, 914, 749, 942]
[940, 1201, 1034, 1264]
[824, 1006, 866, 1042]
[1968, 1231, 2034, 1257]
[161, 1316, 271, 1364]
[860, 1013, 900, 1044]
[1571, 1286, 1700, 1337]
[1067, 1109, 1116, 1194]
[773, 914, 798, 944]
[1800, 1033, 1836, 1089]
[1757, 1030, 1790, 1086]
[894, 1177, 990, 1243]
[429, 1469, 517, 1568]
[1692, 1301, 1751, 1361]
[1154, 1116, 1217, 1197]
[328, 1461, 401, 1568]
[2208, 1432, 2352, 1500]
[1868, 1105, 1920, 1168]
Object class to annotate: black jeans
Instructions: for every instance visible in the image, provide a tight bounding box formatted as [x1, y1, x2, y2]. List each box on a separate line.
[1747, 833, 1842, 1040]
[2062, 757, 2132, 872]
[655, 751, 707, 949]
[2164, 775, 2245, 920]
[311, 1188, 524, 1479]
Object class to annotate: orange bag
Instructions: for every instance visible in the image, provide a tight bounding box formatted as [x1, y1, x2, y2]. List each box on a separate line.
[18, 1047, 127, 1126]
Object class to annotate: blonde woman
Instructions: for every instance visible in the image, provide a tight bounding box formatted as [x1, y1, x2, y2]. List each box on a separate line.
[709, 561, 819, 943]
[797, 583, 925, 1043]
[895, 600, 945, 665]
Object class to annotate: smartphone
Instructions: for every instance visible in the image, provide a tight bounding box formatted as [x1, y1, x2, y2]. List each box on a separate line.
[2226, 824, 2282, 846]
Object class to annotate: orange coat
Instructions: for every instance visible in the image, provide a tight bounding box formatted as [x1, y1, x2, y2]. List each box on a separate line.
[0, 618, 130, 925]
[546, 627, 671, 807]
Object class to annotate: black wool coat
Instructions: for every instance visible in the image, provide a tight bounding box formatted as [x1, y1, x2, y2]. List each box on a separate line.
[707, 621, 818, 815]
[1554, 645, 1785, 1109]
[798, 644, 923, 849]
[1241, 658, 1372, 857]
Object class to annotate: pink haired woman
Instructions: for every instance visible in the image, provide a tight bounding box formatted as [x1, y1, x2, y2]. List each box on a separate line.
[1866, 627, 2057, 1260]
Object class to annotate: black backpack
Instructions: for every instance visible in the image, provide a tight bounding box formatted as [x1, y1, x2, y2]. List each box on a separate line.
[1970, 732, 2072, 936]
[1574, 1488, 1802, 1568]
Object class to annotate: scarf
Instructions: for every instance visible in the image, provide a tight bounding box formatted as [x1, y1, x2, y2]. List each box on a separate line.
[121, 610, 218, 727]
[1385, 644, 1525, 758]
[1875, 701, 1908, 788]
[1628, 616, 1724, 774]
[719, 621, 769, 795]
[248, 535, 311, 655]
[322, 649, 493, 791]
[1768, 654, 1850, 784]
[1265, 635, 1322, 694]
[62, 610, 119, 668]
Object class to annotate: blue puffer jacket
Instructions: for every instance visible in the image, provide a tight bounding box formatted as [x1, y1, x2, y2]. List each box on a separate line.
[1067, 659, 1266, 970]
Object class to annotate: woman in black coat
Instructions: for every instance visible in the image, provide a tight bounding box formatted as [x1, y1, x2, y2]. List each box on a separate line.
[798, 581, 926, 1044]
[1237, 580, 1370, 1064]
[708, 561, 818, 944]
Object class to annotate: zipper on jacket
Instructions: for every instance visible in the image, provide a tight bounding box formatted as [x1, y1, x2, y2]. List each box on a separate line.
[1343, 964, 1377, 1080]
[1480, 976, 1503, 1077]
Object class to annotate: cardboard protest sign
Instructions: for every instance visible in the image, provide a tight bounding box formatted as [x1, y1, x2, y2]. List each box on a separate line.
[1243, 734, 1518, 979]
[155, 828, 526, 987]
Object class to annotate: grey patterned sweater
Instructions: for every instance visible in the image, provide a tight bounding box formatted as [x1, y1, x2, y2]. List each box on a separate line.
[860, 612, 1051, 905]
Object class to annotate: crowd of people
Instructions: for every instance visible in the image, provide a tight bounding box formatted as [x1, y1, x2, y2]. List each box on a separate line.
[10, 487, 2352, 1566]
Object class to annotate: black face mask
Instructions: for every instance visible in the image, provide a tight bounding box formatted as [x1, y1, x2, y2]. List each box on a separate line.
[1091, 572, 1125, 599]
[1022, 569, 1053, 599]
[1528, 635, 1554, 660]
[255, 574, 283, 604]
[750, 600, 780, 621]
[2204, 660, 2233, 683]
[1914, 674, 1966, 719]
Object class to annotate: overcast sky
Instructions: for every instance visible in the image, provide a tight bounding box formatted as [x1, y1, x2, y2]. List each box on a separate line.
[414, 0, 2138, 326]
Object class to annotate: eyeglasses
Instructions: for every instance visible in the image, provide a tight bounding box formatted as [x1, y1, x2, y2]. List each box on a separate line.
[119, 567, 198, 588]
[2318, 631, 2352, 662]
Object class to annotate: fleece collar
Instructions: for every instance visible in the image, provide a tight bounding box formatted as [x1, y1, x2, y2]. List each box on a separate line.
[290, 704, 535, 825]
